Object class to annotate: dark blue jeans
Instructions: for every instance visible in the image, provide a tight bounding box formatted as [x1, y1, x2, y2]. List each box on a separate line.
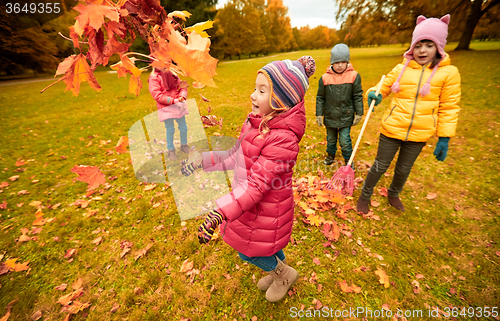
[361, 134, 425, 200]
[326, 127, 352, 160]
[238, 250, 285, 272]
[164, 116, 187, 150]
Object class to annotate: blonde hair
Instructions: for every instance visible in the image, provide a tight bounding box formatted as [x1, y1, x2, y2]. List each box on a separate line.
[258, 109, 285, 138]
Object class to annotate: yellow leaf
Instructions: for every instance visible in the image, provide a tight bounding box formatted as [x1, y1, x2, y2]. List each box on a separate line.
[304, 208, 315, 216]
[129, 75, 142, 96]
[115, 136, 129, 153]
[185, 20, 214, 38]
[375, 267, 390, 288]
[168, 10, 192, 21]
[69, 54, 102, 96]
[111, 55, 142, 78]
[307, 214, 324, 227]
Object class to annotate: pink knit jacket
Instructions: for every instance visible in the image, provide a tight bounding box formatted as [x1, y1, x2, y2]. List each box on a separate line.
[148, 69, 189, 121]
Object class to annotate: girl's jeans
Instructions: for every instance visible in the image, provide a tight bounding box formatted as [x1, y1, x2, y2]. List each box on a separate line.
[326, 127, 352, 160]
[360, 134, 425, 200]
[164, 116, 187, 150]
[238, 250, 285, 272]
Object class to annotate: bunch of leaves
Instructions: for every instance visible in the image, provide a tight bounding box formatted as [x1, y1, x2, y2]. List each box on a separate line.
[41, 0, 218, 96]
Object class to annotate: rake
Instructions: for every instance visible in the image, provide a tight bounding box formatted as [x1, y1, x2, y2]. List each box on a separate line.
[324, 75, 386, 196]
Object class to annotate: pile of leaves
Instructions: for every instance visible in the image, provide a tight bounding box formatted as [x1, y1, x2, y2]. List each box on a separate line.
[41, 0, 218, 96]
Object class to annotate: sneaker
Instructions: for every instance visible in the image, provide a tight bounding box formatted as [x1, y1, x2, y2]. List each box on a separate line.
[167, 149, 177, 160]
[323, 154, 335, 165]
[180, 144, 190, 154]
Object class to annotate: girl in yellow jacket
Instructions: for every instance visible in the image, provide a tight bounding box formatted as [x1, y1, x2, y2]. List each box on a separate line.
[356, 14, 460, 214]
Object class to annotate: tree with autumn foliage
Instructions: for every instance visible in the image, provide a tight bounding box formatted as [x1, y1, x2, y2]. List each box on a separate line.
[334, 0, 500, 49]
[41, 0, 218, 97]
[294, 26, 339, 50]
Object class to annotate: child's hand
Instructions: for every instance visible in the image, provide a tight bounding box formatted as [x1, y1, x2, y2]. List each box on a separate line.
[173, 98, 180, 104]
[352, 115, 362, 126]
[178, 96, 185, 102]
[180, 161, 202, 177]
[368, 91, 382, 108]
[433, 137, 450, 161]
[316, 116, 324, 127]
[198, 210, 224, 244]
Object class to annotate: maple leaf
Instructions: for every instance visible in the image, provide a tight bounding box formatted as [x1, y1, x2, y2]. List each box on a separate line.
[322, 222, 340, 242]
[169, 32, 218, 87]
[307, 214, 324, 227]
[0, 182, 9, 188]
[57, 288, 84, 306]
[32, 208, 50, 226]
[375, 267, 390, 288]
[313, 257, 321, 265]
[168, 10, 192, 21]
[64, 248, 76, 259]
[70, 165, 106, 190]
[180, 259, 194, 273]
[185, 20, 214, 38]
[0, 202, 6, 210]
[15, 159, 26, 166]
[5, 258, 30, 272]
[378, 187, 388, 197]
[110, 55, 143, 96]
[115, 136, 129, 153]
[73, 2, 119, 36]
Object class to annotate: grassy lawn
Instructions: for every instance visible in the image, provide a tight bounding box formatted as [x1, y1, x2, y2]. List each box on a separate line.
[0, 42, 499, 320]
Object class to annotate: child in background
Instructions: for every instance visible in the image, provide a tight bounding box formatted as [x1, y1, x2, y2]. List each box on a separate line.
[356, 15, 460, 214]
[148, 66, 190, 160]
[181, 56, 316, 302]
[316, 43, 364, 166]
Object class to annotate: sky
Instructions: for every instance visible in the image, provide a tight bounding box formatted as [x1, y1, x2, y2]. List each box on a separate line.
[215, 0, 341, 29]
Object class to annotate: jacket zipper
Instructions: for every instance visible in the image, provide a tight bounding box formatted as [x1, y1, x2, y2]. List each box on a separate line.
[405, 64, 427, 141]
[221, 116, 254, 238]
[384, 106, 397, 122]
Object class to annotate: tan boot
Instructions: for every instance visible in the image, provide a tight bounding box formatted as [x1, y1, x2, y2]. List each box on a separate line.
[180, 144, 190, 154]
[167, 149, 177, 160]
[257, 258, 286, 291]
[265, 257, 299, 302]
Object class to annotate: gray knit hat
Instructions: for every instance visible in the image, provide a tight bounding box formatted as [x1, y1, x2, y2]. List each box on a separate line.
[330, 44, 350, 64]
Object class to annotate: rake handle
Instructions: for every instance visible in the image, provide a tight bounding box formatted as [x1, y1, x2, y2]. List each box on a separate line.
[347, 75, 386, 166]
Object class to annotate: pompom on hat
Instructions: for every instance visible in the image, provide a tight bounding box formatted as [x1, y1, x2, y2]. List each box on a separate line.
[391, 14, 450, 97]
[258, 56, 316, 110]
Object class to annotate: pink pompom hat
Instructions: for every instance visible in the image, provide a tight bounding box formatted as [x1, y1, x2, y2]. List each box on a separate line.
[391, 14, 450, 97]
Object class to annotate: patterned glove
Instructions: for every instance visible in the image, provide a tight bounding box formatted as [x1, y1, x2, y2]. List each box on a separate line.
[367, 91, 382, 108]
[433, 137, 450, 161]
[181, 162, 202, 177]
[198, 210, 224, 244]
[352, 115, 362, 126]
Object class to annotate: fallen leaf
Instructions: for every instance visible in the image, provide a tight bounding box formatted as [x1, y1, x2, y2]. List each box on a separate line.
[371, 200, 380, 207]
[70, 165, 106, 190]
[0, 182, 9, 188]
[450, 287, 456, 295]
[180, 259, 194, 273]
[378, 187, 388, 197]
[92, 236, 103, 245]
[8, 175, 20, 181]
[415, 273, 424, 279]
[375, 267, 390, 288]
[382, 303, 390, 311]
[134, 242, 153, 260]
[426, 193, 437, 200]
[64, 248, 76, 259]
[115, 136, 129, 153]
[0, 202, 6, 210]
[55, 284, 68, 291]
[110, 303, 120, 313]
[313, 257, 321, 265]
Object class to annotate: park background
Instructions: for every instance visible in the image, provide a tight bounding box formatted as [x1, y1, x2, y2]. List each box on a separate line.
[1, 0, 500, 320]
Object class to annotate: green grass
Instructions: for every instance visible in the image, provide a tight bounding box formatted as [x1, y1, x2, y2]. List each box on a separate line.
[0, 42, 499, 320]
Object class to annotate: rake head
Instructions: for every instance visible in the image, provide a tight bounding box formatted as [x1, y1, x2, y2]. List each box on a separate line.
[324, 165, 355, 196]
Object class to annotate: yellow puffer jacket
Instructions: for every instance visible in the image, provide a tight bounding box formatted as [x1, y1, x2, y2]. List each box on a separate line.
[366, 53, 460, 142]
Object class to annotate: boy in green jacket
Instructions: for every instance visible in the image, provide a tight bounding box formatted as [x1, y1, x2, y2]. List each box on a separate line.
[316, 43, 364, 166]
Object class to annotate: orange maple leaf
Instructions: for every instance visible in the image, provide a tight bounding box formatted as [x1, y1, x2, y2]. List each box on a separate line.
[73, 2, 120, 36]
[5, 258, 30, 272]
[70, 165, 106, 190]
[115, 136, 129, 153]
[185, 20, 214, 38]
[321, 222, 340, 242]
[110, 55, 143, 96]
[169, 32, 218, 87]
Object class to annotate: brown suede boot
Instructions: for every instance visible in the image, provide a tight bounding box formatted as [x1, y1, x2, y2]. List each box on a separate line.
[180, 144, 190, 154]
[257, 258, 286, 291]
[265, 257, 299, 302]
[167, 149, 177, 160]
[356, 197, 370, 214]
[388, 196, 405, 211]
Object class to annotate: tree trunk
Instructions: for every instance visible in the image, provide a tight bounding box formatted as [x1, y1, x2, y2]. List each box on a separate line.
[455, 0, 500, 50]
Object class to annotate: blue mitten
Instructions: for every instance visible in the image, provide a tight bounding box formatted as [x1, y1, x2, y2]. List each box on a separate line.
[433, 137, 450, 161]
[367, 91, 382, 108]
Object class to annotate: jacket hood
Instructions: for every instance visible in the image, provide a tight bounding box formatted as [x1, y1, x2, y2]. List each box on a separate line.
[325, 63, 354, 75]
[247, 101, 306, 141]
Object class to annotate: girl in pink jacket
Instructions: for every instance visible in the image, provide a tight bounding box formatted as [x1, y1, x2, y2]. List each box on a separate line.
[148, 67, 190, 160]
[181, 56, 316, 302]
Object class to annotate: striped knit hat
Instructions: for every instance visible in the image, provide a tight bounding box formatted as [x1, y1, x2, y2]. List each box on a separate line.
[258, 56, 316, 110]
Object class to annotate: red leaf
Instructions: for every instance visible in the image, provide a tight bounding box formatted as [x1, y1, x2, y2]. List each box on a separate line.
[0, 182, 9, 188]
[64, 248, 76, 259]
[378, 187, 388, 197]
[73, 2, 120, 36]
[70, 165, 106, 190]
[115, 136, 129, 153]
[312, 257, 321, 265]
[0, 202, 6, 210]
[426, 193, 437, 200]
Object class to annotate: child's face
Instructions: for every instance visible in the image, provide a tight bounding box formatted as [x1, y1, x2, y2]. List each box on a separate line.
[251, 73, 273, 116]
[413, 41, 437, 65]
[332, 61, 348, 73]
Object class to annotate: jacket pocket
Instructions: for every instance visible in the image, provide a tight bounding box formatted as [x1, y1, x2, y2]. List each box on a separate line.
[384, 105, 397, 122]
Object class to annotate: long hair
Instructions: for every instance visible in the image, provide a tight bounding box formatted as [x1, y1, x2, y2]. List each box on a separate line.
[258, 110, 283, 138]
